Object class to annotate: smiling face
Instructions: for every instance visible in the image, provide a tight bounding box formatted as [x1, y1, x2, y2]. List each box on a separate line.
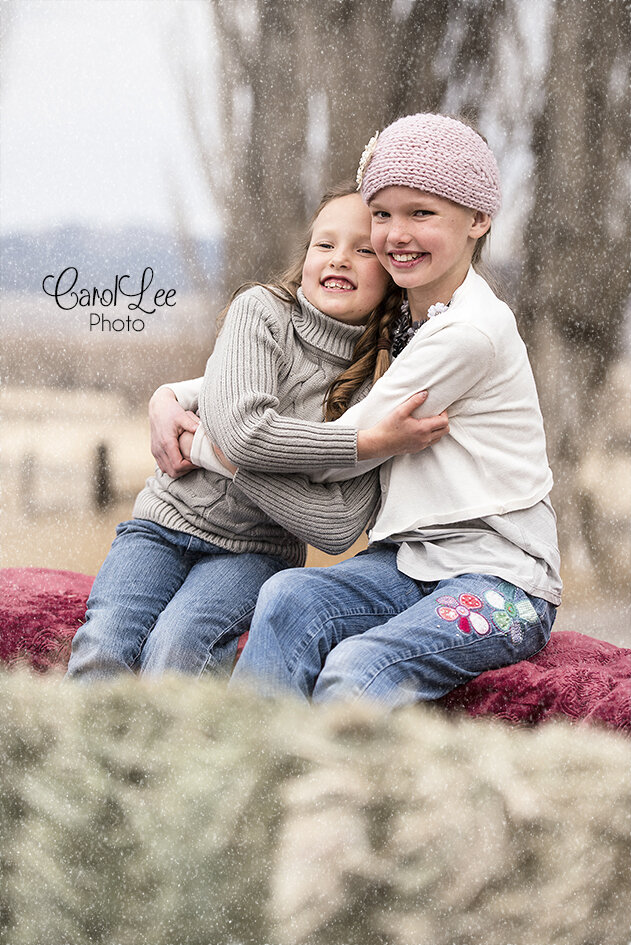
[301, 193, 390, 325]
[369, 186, 491, 318]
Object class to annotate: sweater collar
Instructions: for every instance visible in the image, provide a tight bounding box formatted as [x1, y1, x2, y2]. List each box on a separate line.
[293, 287, 365, 361]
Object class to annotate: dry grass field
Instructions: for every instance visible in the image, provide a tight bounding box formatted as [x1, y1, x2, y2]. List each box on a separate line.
[0, 382, 367, 577]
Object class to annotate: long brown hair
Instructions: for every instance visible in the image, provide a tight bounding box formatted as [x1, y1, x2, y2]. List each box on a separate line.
[217, 181, 402, 420]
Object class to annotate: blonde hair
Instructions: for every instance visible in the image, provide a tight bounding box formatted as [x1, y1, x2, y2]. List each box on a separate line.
[218, 181, 402, 421]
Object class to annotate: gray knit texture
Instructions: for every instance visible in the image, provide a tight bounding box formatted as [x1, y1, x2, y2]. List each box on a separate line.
[134, 287, 381, 561]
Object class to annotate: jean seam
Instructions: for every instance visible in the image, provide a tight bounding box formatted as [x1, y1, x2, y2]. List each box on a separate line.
[198, 604, 258, 675]
[354, 623, 550, 699]
[286, 607, 406, 678]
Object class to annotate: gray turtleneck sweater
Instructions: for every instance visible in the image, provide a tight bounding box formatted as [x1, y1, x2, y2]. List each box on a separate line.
[134, 286, 381, 566]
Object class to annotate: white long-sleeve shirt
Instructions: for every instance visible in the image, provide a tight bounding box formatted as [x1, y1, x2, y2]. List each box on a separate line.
[312, 268, 553, 527]
[310, 267, 561, 603]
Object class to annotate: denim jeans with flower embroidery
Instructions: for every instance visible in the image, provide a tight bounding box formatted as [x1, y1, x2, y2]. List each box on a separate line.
[230, 542, 556, 708]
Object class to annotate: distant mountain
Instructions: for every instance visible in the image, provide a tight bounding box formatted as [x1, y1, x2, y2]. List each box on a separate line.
[0, 225, 222, 295]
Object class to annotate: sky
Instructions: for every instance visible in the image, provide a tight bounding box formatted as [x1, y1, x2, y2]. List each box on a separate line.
[0, 0, 221, 237]
[0, 0, 598, 272]
[0, 0, 534, 259]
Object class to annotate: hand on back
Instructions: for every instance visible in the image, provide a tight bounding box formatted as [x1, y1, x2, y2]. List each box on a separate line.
[358, 390, 449, 460]
[149, 387, 200, 478]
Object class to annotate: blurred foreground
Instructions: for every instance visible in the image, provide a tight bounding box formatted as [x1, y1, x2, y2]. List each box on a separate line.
[2, 671, 630, 945]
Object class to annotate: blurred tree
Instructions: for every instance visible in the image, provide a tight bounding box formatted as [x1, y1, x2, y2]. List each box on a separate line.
[0, 0, 17, 100]
[201, 0, 504, 289]
[517, 0, 631, 570]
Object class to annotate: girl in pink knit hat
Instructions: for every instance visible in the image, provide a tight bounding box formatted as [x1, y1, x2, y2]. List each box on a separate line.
[231, 113, 562, 708]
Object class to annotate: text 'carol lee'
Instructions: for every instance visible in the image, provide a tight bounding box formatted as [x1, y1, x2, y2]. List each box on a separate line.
[42, 267, 176, 315]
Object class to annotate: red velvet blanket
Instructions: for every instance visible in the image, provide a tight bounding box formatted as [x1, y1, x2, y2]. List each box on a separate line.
[1, 567, 629, 732]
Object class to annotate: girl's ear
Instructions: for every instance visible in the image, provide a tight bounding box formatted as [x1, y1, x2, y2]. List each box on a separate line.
[471, 210, 491, 238]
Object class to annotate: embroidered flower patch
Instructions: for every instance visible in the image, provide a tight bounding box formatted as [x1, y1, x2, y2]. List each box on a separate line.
[435, 593, 491, 636]
[483, 582, 539, 644]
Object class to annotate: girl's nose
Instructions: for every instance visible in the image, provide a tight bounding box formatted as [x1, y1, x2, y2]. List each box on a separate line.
[330, 248, 351, 268]
[388, 221, 411, 244]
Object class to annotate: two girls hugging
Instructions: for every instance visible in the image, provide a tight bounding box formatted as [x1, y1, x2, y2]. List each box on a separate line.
[67, 113, 561, 708]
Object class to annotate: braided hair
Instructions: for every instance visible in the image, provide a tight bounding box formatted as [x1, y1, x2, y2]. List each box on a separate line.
[323, 277, 401, 420]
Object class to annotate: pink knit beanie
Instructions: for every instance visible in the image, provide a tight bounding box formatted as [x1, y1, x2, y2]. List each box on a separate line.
[358, 113, 501, 217]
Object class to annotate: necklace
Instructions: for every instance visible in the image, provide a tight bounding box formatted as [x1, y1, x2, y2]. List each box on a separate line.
[390, 298, 450, 358]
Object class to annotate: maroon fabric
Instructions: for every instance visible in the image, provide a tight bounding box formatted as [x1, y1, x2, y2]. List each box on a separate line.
[236, 630, 250, 661]
[0, 568, 629, 732]
[0, 568, 95, 672]
[440, 631, 631, 732]
[0, 567, 252, 675]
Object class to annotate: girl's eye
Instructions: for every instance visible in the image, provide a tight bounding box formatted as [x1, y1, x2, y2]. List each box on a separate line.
[316, 241, 334, 249]
[414, 209, 433, 217]
[372, 210, 389, 219]
[358, 247, 375, 255]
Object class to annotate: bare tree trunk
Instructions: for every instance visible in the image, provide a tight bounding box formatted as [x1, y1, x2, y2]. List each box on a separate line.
[518, 0, 631, 571]
[212, 1, 310, 286]
[205, 0, 504, 291]
[297, 0, 504, 192]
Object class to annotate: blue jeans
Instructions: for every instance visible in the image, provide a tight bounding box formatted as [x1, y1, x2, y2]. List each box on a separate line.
[230, 543, 556, 708]
[66, 519, 291, 681]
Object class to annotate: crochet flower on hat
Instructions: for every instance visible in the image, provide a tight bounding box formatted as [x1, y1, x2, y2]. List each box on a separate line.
[435, 593, 491, 636]
[355, 131, 379, 190]
[484, 583, 539, 644]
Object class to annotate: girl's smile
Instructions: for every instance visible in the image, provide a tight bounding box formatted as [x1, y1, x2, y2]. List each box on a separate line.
[388, 251, 429, 268]
[369, 187, 490, 317]
[321, 275, 356, 291]
[301, 193, 390, 325]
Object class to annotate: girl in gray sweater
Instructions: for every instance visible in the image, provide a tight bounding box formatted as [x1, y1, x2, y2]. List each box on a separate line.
[67, 183, 446, 681]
